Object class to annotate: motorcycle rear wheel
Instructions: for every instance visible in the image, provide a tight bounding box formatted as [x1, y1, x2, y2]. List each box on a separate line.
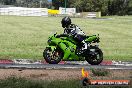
[86, 46, 103, 65]
[43, 47, 63, 64]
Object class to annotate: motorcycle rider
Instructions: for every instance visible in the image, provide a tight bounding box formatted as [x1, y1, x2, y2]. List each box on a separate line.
[61, 16, 89, 54]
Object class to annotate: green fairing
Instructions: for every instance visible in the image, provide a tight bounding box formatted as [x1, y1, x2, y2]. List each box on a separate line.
[46, 34, 99, 61]
[47, 35, 81, 61]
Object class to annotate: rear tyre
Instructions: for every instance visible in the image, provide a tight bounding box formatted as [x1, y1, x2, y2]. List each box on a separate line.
[86, 46, 103, 65]
[43, 47, 63, 64]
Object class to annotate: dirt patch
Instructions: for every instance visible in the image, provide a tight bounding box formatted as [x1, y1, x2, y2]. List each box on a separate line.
[0, 69, 81, 80]
[0, 69, 131, 81]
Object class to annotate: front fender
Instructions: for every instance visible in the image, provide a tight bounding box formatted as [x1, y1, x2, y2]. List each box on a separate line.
[46, 46, 56, 51]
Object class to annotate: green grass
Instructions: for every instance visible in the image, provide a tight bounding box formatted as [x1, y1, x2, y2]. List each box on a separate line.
[0, 77, 130, 88]
[0, 16, 132, 61]
[0, 77, 82, 88]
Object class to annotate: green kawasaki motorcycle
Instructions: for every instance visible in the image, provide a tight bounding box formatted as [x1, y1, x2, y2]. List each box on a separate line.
[43, 33, 103, 65]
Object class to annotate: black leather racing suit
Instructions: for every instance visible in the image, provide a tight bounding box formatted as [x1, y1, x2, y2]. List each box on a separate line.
[63, 24, 88, 50]
[64, 24, 85, 41]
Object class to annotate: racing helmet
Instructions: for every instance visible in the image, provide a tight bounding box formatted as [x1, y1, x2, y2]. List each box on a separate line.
[61, 17, 71, 28]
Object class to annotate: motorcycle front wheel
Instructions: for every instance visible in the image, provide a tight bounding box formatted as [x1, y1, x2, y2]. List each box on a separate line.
[43, 47, 63, 64]
[85, 46, 103, 65]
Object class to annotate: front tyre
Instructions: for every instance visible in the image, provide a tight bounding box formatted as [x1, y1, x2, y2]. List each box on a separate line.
[43, 47, 63, 64]
[86, 46, 103, 65]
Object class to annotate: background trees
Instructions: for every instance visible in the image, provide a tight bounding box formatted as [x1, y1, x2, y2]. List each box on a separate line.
[52, 0, 132, 15]
[0, 0, 50, 8]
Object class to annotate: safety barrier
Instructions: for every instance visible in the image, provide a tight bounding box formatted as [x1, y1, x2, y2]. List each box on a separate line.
[0, 7, 48, 16]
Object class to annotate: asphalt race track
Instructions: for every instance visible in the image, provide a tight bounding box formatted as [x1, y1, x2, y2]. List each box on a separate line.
[0, 64, 132, 70]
